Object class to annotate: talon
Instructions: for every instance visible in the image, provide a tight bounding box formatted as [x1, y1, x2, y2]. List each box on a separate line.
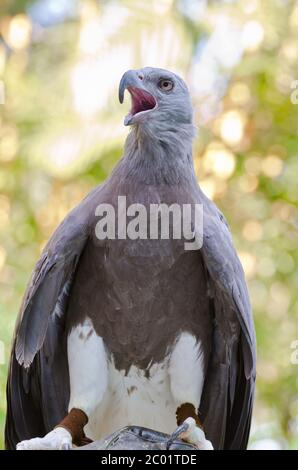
[16, 428, 73, 450]
[166, 420, 192, 449]
[16, 442, 25, 450]
[169, 417, 213, 450]
[61, 442, 71, 450]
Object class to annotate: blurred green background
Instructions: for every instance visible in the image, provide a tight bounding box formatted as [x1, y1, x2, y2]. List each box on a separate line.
[0, 0, 297, 450]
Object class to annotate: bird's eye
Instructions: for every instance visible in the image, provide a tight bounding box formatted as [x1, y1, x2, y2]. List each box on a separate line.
[158, 79, 174, 92]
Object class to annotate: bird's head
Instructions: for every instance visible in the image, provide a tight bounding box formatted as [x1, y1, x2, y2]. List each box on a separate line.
[119, 67, 193, 134]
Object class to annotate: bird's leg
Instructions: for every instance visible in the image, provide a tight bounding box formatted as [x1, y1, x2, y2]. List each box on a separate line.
[55, 408, 90, 449]
[166, 403, 213, 450]
[17, 319, 108, 450]
[168, 332, 213, 450]
[16, 427, 73, 451]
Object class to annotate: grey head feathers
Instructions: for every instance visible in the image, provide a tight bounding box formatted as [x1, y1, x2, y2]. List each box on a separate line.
[117, 67, 197, 185]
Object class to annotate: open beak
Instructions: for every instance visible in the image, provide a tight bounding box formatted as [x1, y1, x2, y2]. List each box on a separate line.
[119, 70, 157, 126]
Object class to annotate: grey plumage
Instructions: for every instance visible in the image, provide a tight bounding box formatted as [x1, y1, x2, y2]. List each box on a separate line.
[5, 67, 256, 450]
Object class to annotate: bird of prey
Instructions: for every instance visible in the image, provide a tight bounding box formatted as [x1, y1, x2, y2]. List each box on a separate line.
[5, 67, 256, 450]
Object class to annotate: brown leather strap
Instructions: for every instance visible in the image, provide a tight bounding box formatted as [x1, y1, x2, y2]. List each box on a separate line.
[56, 408, 89, 446]
[176, 402, 202, 428]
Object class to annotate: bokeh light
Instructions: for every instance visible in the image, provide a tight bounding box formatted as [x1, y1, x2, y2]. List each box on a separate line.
[219, 110, 246, 146]
[1, 14, 32, 50]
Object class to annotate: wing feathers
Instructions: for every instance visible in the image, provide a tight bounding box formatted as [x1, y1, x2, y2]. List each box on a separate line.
[6, 210, 91, 447]
[15, 223, 89, 368]
[200, 197, 256, 449]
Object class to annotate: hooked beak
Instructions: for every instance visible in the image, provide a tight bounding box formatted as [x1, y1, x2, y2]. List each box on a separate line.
[118, 70, 157, 126]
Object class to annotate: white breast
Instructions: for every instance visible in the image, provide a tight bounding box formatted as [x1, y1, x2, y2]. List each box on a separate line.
[85, 358, 177, 439]
[67, 320, 205, 441]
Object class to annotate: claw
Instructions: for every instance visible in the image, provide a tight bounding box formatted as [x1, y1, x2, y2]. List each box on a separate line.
[167, 417, 213, 450]
[16, 427, 72, 450]
[61, 442, 71, 450]
[166, 420, 190, 449]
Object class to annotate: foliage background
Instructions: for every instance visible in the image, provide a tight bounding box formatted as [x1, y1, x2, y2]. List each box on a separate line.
[0, 0, 297, 450]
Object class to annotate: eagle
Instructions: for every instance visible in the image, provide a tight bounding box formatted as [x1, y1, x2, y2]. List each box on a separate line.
[5, 67, 256, 450]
